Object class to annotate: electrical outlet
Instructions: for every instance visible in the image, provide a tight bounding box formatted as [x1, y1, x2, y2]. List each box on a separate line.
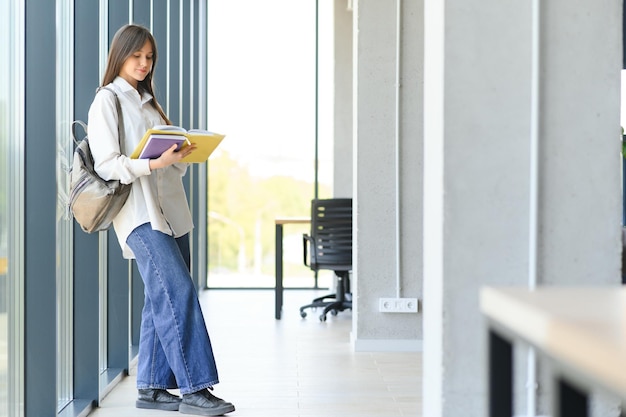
[379, 297, 419, 313]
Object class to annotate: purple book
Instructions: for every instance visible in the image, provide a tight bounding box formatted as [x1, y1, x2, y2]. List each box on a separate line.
[137, 134, 188, 159]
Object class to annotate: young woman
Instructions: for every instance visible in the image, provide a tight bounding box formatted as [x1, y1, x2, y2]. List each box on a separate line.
[88, 24, 235, 415]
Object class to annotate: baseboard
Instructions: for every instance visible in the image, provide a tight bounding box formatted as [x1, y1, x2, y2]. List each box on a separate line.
[351, 335, 423, 352]
[98, 368, 126, 403]
[57, 399, 94, 417]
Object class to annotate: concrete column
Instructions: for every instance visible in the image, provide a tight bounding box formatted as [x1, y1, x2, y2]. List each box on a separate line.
[351, 0, 424, 351]
[423, 0, 621, 416]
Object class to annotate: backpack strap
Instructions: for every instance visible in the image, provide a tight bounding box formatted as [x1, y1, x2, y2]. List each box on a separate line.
[71, 120, 88, 147]
[96, 85, 126, 155]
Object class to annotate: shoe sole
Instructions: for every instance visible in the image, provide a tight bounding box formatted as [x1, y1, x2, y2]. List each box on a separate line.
[179, 403, 235, 416]
[136, 399, 181, 411]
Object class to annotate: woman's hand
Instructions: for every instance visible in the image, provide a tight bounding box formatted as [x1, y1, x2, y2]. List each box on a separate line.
[149, 143, 197, 170]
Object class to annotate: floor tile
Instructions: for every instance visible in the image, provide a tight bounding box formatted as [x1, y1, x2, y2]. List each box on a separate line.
[88, 289, 422, 417]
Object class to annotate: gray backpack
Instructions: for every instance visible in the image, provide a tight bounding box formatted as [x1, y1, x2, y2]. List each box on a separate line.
[68, 87, 131, 233]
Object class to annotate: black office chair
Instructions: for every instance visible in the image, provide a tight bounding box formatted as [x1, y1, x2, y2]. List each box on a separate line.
[300, 198, 352, 321]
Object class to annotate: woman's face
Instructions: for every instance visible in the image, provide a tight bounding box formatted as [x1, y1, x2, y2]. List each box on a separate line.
[119, 39, 153, 88]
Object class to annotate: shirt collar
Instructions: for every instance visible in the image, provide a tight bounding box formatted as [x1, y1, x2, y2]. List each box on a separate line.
[113, 76, 154, 104]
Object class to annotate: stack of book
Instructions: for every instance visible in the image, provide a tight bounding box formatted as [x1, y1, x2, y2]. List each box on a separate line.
[131, 125, 225, 163]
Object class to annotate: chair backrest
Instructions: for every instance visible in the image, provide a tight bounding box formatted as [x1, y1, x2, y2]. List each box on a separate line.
[307, 198, 352, 272]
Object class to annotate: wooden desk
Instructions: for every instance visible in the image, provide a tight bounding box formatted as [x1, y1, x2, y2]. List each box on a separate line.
[480, 286, 626, 417]
[275, 217, 310, 319]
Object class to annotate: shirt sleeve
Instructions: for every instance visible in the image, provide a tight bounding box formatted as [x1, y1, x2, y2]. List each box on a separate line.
[88, 89, 151, 184]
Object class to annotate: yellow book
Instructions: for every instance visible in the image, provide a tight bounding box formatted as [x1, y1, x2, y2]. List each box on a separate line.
[130, 125, 225, 163]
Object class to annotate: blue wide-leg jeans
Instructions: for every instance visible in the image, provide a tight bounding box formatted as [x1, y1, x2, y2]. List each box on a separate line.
[127, 223, 219, 394]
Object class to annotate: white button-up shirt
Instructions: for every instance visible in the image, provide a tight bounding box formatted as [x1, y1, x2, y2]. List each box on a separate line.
[88, 76, 193, 259]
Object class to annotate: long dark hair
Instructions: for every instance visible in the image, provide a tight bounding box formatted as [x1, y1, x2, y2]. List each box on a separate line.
[101, 24, 171, 125]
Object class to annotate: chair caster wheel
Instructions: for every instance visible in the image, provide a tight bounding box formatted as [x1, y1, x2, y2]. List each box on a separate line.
[330, 310, 338, 316]
[319, 314, 327, 322]
[300, 311, 307, 318]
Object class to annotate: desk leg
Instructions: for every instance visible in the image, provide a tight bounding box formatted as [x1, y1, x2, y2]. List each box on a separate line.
[275, 224, 283, 320]
[489, 330, 513, 417]
[555, 378, 588, 417]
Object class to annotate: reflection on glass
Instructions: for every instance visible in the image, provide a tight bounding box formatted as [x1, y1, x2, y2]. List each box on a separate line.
[0, 1, 10, 415]
[55, 0, 73, 411]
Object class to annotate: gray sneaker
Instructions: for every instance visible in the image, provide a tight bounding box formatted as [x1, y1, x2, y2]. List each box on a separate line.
[136, 388, 182, 411]
[179, 389, 235, 416]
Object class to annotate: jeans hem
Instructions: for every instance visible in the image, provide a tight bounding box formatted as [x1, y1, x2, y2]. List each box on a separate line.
[136, 382, 179, 390]
[179, 380, 220, 395]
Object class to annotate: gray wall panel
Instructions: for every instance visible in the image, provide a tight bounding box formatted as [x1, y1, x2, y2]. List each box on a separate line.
[106, 0, 131, 374]
[107, 238, 129, 371]
[109, 0, 130, 41]
[169, 0, 181, 126]
[133, 0, 151, 28]
[24, 0, 57, 414]
[73, 0, 102, 406]
[152, 4, 168, 114]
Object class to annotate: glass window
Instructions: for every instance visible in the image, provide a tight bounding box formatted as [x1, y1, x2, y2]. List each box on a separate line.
[55, 0, 74, 410]
[206, 0, 334, 289]
[0, 9, 9, 414]
[0, 1, 24, 416]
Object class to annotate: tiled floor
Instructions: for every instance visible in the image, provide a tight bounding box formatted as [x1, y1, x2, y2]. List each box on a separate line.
[88, 289, 421, 417]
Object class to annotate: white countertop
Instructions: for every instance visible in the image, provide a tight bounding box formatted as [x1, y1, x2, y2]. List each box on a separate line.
[480, 286, 626, 399]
